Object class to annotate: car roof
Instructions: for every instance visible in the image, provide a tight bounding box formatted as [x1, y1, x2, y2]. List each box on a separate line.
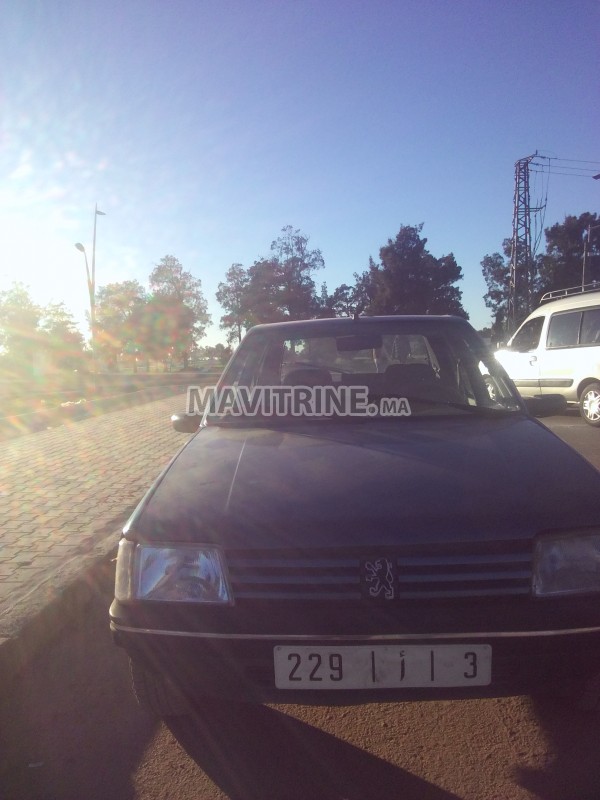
[248, 315, 472, 335]
[532, 290, 600, 316]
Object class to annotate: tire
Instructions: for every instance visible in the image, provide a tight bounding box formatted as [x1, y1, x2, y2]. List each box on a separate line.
[579, 382, 600, 427]
[129, 659, 191, 717]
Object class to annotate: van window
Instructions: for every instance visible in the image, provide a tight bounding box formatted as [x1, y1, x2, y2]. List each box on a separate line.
[547, 311, 581, 349]
[580, 308, 600, 345]
[510, 317, 543, 352]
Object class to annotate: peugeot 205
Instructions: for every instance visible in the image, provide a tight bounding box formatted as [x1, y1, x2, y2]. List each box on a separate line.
[110, 315, 600, 715]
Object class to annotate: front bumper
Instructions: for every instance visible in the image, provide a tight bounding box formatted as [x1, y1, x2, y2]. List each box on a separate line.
[110, 598, 600, 705]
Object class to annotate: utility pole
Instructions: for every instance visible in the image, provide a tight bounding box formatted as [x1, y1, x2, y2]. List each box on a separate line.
[582, 224, 600, 289]
[508, 154, 536, 333]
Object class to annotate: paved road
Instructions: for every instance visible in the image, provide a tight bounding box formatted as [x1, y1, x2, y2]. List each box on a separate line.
[542, 411, 600, 469]
[3, 577, 600, 800]
[0, 394, 189, 635]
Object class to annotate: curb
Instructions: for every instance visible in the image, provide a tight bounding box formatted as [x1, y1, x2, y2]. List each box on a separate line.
[0, 539, 118, 693]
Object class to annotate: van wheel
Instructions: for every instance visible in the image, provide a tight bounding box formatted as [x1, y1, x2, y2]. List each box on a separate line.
[580, 383, 600, 426]
[130, 659, 191, 717]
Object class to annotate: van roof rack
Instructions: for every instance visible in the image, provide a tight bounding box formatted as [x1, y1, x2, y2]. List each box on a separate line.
[540, 282, 600, 304]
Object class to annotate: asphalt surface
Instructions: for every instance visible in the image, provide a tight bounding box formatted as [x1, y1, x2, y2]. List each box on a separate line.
[3, 576, 600, 800]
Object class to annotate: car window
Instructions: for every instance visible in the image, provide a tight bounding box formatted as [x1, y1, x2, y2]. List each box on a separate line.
[510, 317, 544, 352]
[207, 322, 522, 422]
[580, 308, 600, 345]
[547, 311, 581, 349]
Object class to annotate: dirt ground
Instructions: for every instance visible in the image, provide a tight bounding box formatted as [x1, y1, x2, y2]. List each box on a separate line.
[2, 577, 600, 800]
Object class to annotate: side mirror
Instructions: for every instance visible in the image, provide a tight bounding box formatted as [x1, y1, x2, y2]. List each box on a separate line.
[522, 394, 567, 418]
[171, 412, 201, 433]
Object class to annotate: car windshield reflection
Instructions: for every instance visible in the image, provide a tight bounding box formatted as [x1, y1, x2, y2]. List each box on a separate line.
[203, 319, 523, 424]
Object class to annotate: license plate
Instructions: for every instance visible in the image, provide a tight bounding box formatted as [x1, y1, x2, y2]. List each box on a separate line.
[274, 644, 491, 689]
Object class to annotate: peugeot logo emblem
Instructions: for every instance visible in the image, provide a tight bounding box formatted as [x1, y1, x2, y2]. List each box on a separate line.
[364, 557, 395, 600]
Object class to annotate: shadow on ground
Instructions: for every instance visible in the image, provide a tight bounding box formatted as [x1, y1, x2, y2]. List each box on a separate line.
[0, 583, 157, 800]
[169, 701, 461, 800]
[513, 693, 600, 799]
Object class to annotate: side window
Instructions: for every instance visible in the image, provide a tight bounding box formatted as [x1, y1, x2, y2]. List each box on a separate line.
[510, 317, 543, 352]
[547, 311, 581, 349]
[220, 335, 267, 387]
[580, 308, 600, 345]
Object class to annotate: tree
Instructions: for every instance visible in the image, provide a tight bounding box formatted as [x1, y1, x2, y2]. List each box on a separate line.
[0, 283, 41, 375]
[215, 264, 251, 345]
[201, 343, 233, 364]
[243, 259, 288, 325]
[148, 256, 210, 366]
[537, 213, 600, 295]
[313, 283, 336, 318]
[358, 224, 468, 318]
[38, 302, 85, 371]
[95, 280, 148, 370]
[272, 225, 324, 319]
[481, 244, 511, 341]
[325, 280, 370, 317]
[132, 294, 196, 366]
[238, 227, 325, 324]
[481, 213, 600, 339]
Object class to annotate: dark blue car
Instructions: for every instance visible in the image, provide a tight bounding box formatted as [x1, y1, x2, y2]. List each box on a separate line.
[110, 316, 600, 715]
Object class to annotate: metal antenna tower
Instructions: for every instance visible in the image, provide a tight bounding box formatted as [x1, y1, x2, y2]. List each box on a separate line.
[508, 154, 538, 331]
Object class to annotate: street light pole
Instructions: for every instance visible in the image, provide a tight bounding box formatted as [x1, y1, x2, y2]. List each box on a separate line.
[75, 204, 105, 379]
[91, 204, 105, 316]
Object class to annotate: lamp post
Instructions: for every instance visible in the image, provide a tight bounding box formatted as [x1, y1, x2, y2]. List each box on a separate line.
[582, 224, 600, 290]
[75, 204, 105, 378]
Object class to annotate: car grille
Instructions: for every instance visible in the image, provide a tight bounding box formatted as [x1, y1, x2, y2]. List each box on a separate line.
[226, 541, 532, 601]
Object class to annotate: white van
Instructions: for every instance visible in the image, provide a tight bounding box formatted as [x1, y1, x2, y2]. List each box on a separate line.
[495, 285, 600, 426]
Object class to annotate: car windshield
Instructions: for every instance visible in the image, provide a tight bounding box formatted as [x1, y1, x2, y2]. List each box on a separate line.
[202, 320, 522, 424]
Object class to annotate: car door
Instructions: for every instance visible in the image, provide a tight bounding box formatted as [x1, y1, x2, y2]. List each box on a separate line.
[540, 307, 600, 401]
[538, 310, 581, 400]
[495, 317, 543, 394]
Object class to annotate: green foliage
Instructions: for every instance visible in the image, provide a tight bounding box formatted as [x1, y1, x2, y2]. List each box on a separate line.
[216, 264, 251, 344]
[323, 281, 370, 317]
[218, 227, 325, 328]
[537, 213, 600, 294]
[147, 256, 210, 366]
[200, 343, 233, 364]
[480, 246, 511, 340]
[481, 213, 600, 338]
[0, 284, 41, 373]
[131, 294, 196, 362]
[0, 285, 86, 378]
[215, 224, 470, 331]
[95, 280, 148, 370]
[247, 226, 324, 322]
[357, 224, 468, 318]
[38, 302, 85, 370]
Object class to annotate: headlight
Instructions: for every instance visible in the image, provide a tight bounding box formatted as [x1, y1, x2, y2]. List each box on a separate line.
[115, 540, 233, 604]
[533, 532, 600, 597]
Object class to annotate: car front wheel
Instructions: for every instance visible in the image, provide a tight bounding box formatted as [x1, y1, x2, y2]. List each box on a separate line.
[580, 382, 600, 426]
[130, 659, 191, 717]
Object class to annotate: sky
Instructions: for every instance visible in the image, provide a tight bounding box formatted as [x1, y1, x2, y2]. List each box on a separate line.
[1, 0, 599, 344]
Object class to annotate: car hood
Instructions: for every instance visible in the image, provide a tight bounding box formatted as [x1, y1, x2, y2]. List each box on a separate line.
[130, 417, 600, 548]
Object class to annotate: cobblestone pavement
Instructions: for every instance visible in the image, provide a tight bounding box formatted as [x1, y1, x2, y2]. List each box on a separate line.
[0, 394, 190, 627]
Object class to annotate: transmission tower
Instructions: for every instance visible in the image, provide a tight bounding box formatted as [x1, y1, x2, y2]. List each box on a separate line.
[508, 154, 538, 331]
